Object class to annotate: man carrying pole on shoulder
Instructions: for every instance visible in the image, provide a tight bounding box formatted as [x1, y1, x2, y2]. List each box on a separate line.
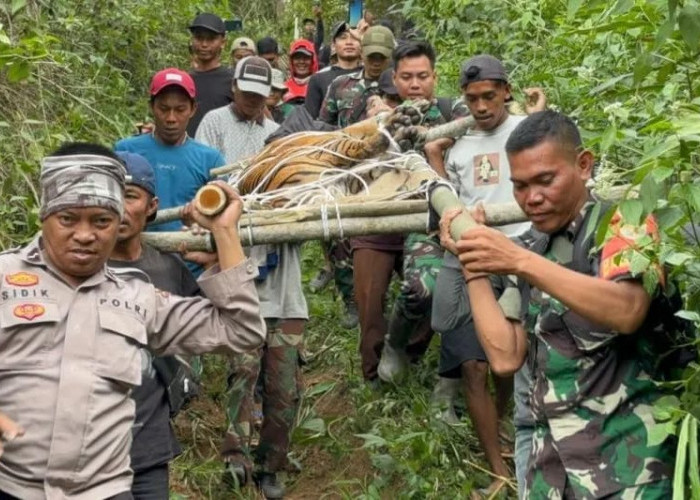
[443, 110, 674, 497]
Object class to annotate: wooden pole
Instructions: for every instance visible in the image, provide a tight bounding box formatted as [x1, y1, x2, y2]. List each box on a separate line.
[141, 201, 530, 252]
[152, 199, 431, 226]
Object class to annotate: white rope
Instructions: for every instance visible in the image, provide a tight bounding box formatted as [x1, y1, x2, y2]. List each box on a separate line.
[320, 204, 330, 241]
[245, 211, 254, 246]
[378, 124, 401, 153]
[334, 202, 344, 239]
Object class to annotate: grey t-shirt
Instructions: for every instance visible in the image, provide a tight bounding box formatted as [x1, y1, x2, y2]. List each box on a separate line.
[254, 243, 309, 320]
[445, 113, 530, 238]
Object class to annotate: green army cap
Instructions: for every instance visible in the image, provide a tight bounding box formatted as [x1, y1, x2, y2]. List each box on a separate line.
[361, 26, 395, 59]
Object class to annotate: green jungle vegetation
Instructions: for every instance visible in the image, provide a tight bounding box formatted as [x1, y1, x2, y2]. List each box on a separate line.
[1, 0, 699, 498]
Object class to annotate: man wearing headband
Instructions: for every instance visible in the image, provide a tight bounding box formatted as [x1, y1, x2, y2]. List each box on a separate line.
[0, 142, 265, 499]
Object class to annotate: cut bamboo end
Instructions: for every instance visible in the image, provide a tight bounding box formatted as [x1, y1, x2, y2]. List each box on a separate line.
[195, 185, 227, 216]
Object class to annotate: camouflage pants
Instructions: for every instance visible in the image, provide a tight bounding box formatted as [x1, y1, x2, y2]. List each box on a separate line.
[525, 423, 672, 498]
[324, 239, 354, 304]
[386, 233, 443, 352]
[221, 318, 304, 473]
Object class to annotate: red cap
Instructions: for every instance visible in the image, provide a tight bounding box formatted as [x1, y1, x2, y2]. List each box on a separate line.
[149, 68, 196, 98]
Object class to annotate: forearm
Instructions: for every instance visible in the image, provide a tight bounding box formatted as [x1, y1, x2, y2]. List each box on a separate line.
[516, 251, 650, 333]
[151, 266, 266, 355]
[467, 277, 527, 375]
[211, 228, 245, 270]
[425, 148, 448, 178]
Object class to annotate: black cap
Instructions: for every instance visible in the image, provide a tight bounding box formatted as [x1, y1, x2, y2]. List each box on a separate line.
[332, 21, 350, 40]
[302, 17, 315, 25]
[189, 13, 225, 35]
[257, 36, 279, 55]
[460, 54, 508, 88]
[378, 68, 398, 96]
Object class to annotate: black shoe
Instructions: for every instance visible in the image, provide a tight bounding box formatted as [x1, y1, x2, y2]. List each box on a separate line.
[259, 472, 285, 499]
[223, 454, 250, 489]
[340, 300, 359, 329]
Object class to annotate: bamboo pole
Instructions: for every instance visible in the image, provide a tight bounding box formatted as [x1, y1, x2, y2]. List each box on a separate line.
[152, 200, 430, 226]
[141, 201, 530, 252]
[422, 115, 476, 143]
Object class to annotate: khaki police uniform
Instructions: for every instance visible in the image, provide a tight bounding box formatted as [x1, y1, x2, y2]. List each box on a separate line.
[0, 237, 266, 500]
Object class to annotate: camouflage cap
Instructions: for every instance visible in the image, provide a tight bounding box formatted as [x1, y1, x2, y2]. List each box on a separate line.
[361, 26, 395, 59]
[39, 154, 126, 221]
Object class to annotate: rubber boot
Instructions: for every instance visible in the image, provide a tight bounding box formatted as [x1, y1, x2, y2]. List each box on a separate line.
[431, 376, 461, 424]
[259, 472, 285, 499]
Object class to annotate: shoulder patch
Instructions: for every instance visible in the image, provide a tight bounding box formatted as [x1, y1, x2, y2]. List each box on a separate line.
[6, 272, 39, 287]
[13, 303, 45, 320]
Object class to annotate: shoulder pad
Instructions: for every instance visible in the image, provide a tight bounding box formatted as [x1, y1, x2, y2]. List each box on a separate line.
[0, 246, 22, 255]
[109, 265, 153, 285]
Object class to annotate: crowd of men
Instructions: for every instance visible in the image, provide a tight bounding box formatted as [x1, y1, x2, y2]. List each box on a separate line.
[0, 7, 682, 500]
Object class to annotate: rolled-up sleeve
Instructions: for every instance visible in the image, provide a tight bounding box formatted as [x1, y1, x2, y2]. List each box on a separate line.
[146, 258, 266, 355]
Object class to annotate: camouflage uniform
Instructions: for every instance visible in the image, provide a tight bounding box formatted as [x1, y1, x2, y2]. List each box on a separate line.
[222, 319, 303, 474]
[318, 70, 381, 128]
[317, 70, 384, 309]
[325, 239, 354, 303]
[519, 202, 673, 497]
[385, 99, 469, 352]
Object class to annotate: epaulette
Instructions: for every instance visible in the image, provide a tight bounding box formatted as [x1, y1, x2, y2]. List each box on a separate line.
[108, 266, 153, 285]
[0, 246, 22, 255]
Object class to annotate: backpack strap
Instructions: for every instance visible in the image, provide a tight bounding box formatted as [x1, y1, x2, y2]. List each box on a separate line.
[436, 97, 453, 122]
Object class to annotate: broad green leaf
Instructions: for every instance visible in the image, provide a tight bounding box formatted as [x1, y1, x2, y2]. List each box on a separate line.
[668, 0, 679, 19]
[651, 166, 675, 183]
[639, 176, 661, 213]
[619, 199, 644, 225]
[394, 431, 426, 444]
[355, 433, 387, 449]
[665, 252, 694, 266]
[611, 0, 633, 15]
[673, 414, 691, 500]
[304, 381, 336, 398]
[629, 251, 650, 275]
[678, 4, 700, 51]
[633, 53, 654, 85]
[689, 417, 700, 499]
[655, 19, 675, 48]
[583, 202, 601, 243]
[300, 417, 325, 434]
[567, 0, 584, 19]
[595, 205, 618, 247]
[10, 0, 26, 16]
[642, 266, 660, 294]
[600, 124, 618, 151]
[589, 73, 631, 95]
[687, 184, 700, 212]
[6, 61, 30, 82]
[676, 310, 700, 322]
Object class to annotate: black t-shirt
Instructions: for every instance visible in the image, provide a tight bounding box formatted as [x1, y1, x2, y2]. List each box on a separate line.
[305, 65, 361, 119]
[108, 244, 200, 471]
[187, 66, 235, 137]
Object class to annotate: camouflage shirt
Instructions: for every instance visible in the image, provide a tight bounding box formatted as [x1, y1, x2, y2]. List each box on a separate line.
[421, 96, 469, 127]
[520, 201, 673, 498]
[319, 69, 469, 128]
[318, 70, 381, 128]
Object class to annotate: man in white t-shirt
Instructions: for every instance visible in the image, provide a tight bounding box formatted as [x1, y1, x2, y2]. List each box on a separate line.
[432, 54, 545, 496]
